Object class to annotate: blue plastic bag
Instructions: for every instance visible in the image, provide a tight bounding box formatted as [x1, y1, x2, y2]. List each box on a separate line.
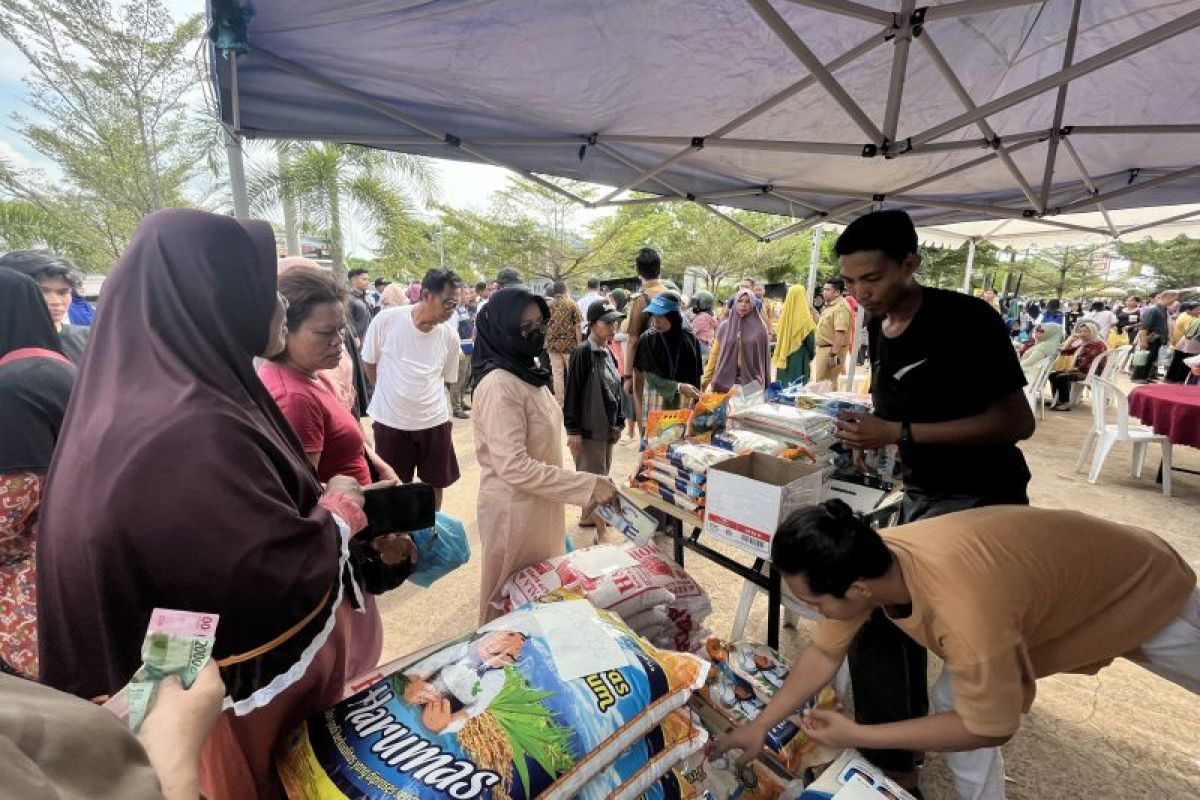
[407, 512, 470, 588]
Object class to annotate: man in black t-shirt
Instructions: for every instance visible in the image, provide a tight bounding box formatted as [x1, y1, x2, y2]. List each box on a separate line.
[825, 210, 1035, 793]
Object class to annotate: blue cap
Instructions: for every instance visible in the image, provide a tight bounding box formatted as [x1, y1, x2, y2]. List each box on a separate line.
[644, 294, 679, 316]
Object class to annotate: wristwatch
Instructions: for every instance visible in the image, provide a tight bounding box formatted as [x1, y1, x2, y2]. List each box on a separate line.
[899, 420, 913, 447]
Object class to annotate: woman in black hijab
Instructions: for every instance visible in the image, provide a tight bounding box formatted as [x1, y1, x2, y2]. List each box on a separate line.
[470, 288, 617, 622]
[0, 268, 74, 679]
[634, 291, 703, 428]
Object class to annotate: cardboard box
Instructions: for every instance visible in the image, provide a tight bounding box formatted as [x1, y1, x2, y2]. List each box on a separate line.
[702, 453, 824, 559]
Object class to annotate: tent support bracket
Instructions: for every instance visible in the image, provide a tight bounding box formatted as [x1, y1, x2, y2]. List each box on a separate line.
[589, 27, 890, 203]
[1038, 0, 1083, 212]
[882, 0, 917, 149]
[919, 32, 1042, 211]
[906, 8, 1200, 147]
[747, 0, 885, 143]
[247, 45, 592, 207]
[1058, 137, 1117, 236]
[1057, 164, 1200, 214]
[780, 0, 896, 25]
[923, 0, 1045, 20]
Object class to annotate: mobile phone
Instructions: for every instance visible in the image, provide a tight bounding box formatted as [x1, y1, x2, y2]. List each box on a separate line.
[361, 484, 435, 541]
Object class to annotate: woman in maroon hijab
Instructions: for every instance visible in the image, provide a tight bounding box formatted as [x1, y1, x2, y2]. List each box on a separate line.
[35, 209, 391, 799]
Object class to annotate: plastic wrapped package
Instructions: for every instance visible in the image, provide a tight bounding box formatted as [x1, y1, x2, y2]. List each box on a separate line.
[644, 457, 707, 487]
[685, 392, 730, 440]
[636, 479, 705, 513]
[641, 468, 708, 499]
[644, 410, 693, 455]
[696, 637, 840, 775]
[727, 402, 837, 442]
[669, 706, 804, 800]
[501, 544, 713, 648]
[665, 443, 737, 475]
[277, 597, 709, 800]
[797, 750, 917, 799]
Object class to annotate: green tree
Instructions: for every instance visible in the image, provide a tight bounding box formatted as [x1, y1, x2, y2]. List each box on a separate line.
[1009, 244, 1111, 299]
[247, 142, 437, 280]
[916, 241, 1001, 291]
[1116, 236, 1200, 291]
[0, 0, 211, 268]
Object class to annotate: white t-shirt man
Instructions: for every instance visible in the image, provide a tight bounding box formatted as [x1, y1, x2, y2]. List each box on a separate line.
[577, 290, 604, 320]
[362, 306, 460, 431]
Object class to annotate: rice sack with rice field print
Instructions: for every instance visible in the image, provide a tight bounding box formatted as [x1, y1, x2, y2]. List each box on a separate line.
[277, 595, 708, 800]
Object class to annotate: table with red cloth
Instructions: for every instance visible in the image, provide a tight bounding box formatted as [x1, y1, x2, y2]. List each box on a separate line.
[1128, 384, 1200, 448]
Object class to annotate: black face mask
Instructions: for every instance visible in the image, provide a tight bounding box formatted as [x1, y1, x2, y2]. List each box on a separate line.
[516, 327, 545, 357]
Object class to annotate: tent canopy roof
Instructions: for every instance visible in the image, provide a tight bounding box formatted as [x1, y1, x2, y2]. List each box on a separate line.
[208, 0, 1200, 241]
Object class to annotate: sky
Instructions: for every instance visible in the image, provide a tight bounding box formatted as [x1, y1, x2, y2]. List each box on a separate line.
[0, 3, 609, 259]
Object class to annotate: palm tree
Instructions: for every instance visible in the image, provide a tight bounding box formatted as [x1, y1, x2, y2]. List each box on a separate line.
[248, 142, 438, 280]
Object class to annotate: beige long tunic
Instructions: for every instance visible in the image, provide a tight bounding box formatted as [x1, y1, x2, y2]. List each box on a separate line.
[472, 369, 599, 622]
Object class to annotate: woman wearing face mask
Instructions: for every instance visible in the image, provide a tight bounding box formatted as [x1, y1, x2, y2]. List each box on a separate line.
[470, 287, 619, 622]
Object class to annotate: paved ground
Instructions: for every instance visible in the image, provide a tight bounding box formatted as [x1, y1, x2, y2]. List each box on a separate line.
[373, 385, 1200, 799]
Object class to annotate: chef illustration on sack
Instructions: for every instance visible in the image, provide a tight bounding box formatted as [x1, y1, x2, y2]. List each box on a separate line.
[401, 628, 528, 733]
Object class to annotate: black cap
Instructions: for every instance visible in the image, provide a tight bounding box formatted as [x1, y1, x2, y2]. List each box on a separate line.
[496, 267, 523, 287]
[374, 277, 391, 288]
[587, 300, 626, 326]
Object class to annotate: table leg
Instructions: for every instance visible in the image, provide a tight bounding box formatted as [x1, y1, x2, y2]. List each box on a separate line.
[730, 558, 766, 642]
[670, 516, 684, 566]
[767, 564, 781, 650]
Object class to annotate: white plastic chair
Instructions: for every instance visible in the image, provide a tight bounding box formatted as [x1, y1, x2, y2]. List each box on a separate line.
[1075, 377, 1171, 496]
[1102, 345, 1133, 381]
[1070, 345, 1129, 407]
[1024, 356, 1054, 420]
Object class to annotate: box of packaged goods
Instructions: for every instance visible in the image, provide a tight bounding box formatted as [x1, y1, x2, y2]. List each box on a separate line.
[703, 453, 824, 559]
[797, 750, 917, 799]
[278, 595, 710, 800]
[694, 637, 840, 778]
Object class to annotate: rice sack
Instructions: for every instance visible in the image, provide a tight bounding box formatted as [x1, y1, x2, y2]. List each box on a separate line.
[606, 708, 709, 800]
[797, 750, 917, 800]
[278, 597, 708, 800]
[695, 637, 839, 775]
[500, 544, 713, 650]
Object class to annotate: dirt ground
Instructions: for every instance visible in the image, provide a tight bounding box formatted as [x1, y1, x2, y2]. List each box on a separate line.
[373, 383, 1200, 799]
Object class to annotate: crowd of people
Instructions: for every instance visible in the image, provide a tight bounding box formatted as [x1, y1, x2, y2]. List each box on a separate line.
[0, 206, 1196, 800]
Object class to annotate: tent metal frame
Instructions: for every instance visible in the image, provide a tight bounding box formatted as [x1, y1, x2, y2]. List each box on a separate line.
[217, 0, 1200, 251]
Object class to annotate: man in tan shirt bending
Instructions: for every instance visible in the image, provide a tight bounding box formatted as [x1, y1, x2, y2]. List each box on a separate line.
[712, 500, 1198, 800]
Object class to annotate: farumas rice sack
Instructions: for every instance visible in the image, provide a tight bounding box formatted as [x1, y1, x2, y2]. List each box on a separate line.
[604, 708, 709, 800]
[277, 597, 708, 800]
[694, 637, 839, 775]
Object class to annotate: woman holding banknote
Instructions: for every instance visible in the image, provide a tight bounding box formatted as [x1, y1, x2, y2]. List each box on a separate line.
[35, 209, 408, 799]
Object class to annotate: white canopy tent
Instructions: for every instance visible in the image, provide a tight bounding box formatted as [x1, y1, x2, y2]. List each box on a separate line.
[206, 0, 1200, 255]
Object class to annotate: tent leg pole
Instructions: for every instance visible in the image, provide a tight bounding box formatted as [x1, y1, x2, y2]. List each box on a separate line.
[962, 238, 976, 293]
[225, 128, 249, 219]
[1038, 0, 1083, 211]
[807, 223, 823, 295]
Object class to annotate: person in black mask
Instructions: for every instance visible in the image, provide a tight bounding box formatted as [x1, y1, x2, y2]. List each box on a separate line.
[469, 287, 618, 623]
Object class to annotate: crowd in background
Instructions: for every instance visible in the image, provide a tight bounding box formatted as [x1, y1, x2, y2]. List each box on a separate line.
[1, 207, 1198, 798]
